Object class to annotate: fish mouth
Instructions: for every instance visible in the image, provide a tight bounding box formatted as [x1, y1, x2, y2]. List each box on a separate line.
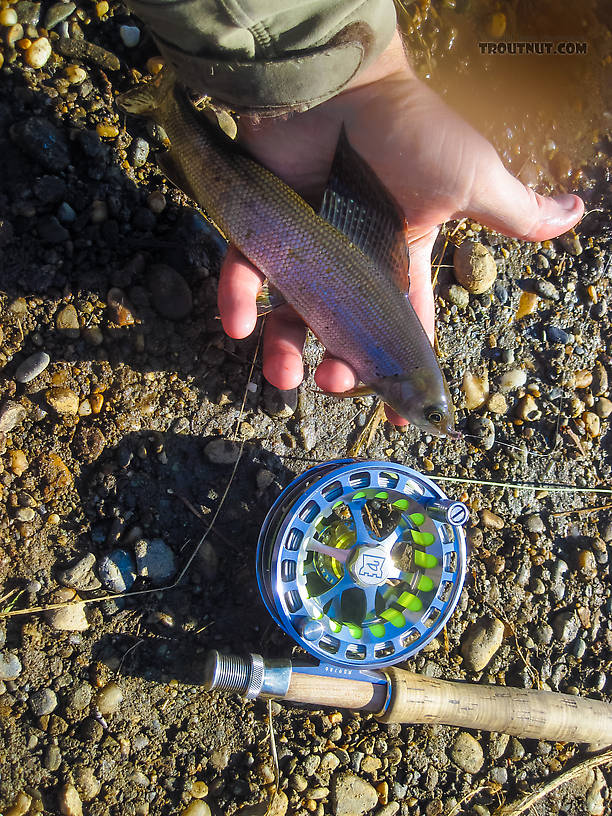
[446, 428, 462, 440]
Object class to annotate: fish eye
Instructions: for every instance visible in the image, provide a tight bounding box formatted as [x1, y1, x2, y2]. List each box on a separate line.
[425, 406, 444, 425]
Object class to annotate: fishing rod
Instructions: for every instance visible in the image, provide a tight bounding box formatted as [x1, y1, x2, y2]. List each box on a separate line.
[204, 650, 612, 748]
[203, 458, 612, 749]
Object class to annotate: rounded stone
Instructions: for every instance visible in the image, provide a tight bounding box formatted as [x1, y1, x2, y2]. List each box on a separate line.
[119, 24, 140, 47]
[181, 803, 211, 816]
[58, 783, 82, 816]
[204, 438, 241, 465]
[134, 538, 176, 585]
[98, 549, 136, 593]
[0, 651, 22, 680]
[30, 687, 58, 716]
[461, 616, 505, 672]
[45, 387, 79, 415]
[450, 732, 484, 774]
[16, 351, 50, 383]
[95, 681, 124, 716]
[24, 37, 52, 68]
[0, 401, 26, 432]
[56, 304, 80, 337]
[453, 241, 497, 294]
[148, 264, 193, 320]
[330, 772, 378, 816]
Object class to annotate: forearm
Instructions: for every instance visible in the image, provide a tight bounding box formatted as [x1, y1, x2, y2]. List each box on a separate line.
[125, 0, 398, 115]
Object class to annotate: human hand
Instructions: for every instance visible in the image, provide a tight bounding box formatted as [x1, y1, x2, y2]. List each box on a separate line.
[217, 31, 584, 424]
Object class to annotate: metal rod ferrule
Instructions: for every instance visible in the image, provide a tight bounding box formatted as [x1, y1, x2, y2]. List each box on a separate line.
[203, 651, 292, 699]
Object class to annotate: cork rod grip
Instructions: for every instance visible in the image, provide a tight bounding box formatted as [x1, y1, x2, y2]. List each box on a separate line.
[378, 668, 612, 745]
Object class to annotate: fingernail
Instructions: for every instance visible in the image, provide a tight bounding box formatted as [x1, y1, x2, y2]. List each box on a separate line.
[552, 193, 578, 212]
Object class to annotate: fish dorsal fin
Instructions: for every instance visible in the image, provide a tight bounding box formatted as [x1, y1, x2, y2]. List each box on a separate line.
[319, 126, 409, 292]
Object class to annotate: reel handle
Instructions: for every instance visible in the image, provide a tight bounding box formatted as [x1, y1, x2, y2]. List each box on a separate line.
[380, 668, 612, 748]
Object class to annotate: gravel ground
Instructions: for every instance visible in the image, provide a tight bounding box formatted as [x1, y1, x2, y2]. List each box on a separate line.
[0, 2, 611, 815]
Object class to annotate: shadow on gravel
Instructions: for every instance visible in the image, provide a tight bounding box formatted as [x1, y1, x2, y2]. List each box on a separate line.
[73, 432, 299, 685]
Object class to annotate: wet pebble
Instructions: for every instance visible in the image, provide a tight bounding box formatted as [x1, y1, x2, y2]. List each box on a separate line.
[135, 538, 176, 585]
[577, 549, 597, 580]
[330, 772, 378, 816]
[533, 279, 559, 301]
[45, 589, 89, 631]
[444, 284, 470, 308]
[263, 383, 298, 417]
[66, 683, 93, 712]
[15, 351, 50, 383]
[591, 362, 608, 396]
[0, 651, 22, 680]
[467, 416, 495, 450]
[43, 744, 62, 771]
[56, 304, 80, 337]
[479, 509, 504, 530]
[129, 136, 149, 167]
[515, 393, 541, 421]
[204, 438, 241, 464]
[119, 23, 140, 47]
[99, 549, 136, 592]
[595, 397, 612, 419]
[453, 241, 497, 294]
[486, 392, 507, 414]
[524, 514, 545, 533]
[545, 325, 570, 345]
[584, 412, 600, 438]
[58, 783, 82, 816]
[449, 732, 484, 774]
[557, 231, 582, 256]
[95, 681, 123, 716]
[493, 282, 508, 303]
[74, 766, 101, 801]
[46, 387, 79, 415]
[499, 369, 527, 390]
[461, 616, 504, 671]
[0, 401, 26, 432]
[148, 264, 193, 320]
[44, 1, 75, 29]
[462, 371, 488, 411]
[552, 610, 579, 642]
[29, 687, 58, 716]
[57, 552, 100, 591]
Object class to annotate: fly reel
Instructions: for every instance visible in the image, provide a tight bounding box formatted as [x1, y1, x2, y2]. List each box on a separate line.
[257, 460, 469, 669]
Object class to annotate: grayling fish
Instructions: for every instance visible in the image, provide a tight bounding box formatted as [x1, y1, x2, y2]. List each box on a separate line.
[117, 69, 458, 437]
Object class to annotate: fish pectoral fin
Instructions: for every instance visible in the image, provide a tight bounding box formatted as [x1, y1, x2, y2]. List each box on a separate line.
[156, 149, 199, 203]
[319, 126, 409, 293]
[330, 384, 376, 398]
[255, 280, 287, 316]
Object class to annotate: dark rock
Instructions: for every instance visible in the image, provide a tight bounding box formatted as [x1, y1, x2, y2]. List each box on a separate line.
[148, 264, 193, 320]
[545, 326, 570, 345]
[34, 175, 67, 204]
[37, 216, 69, 244]
[10, 117, 70, 171]
[44, 1, 75, 29]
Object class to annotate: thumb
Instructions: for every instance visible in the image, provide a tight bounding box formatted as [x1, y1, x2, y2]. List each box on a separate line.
[462, 157, 584, 242]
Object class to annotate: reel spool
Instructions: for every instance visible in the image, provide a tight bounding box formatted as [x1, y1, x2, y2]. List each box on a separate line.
[257, 460, 469, 669]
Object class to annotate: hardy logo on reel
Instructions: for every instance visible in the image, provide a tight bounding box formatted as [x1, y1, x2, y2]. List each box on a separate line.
[257, 460, 469, 669]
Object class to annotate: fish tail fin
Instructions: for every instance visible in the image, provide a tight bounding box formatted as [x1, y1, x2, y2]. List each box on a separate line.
[116, 67, 174, 119]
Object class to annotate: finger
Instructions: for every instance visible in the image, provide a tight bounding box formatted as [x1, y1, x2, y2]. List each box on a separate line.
[384, 405, 408, 426]
[262, 306, 307, 390]
[314, 356, 359, 394]
[405, 227, 439, 343]
[218, 246, 265, 339]
[463, 157, 584, 241]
